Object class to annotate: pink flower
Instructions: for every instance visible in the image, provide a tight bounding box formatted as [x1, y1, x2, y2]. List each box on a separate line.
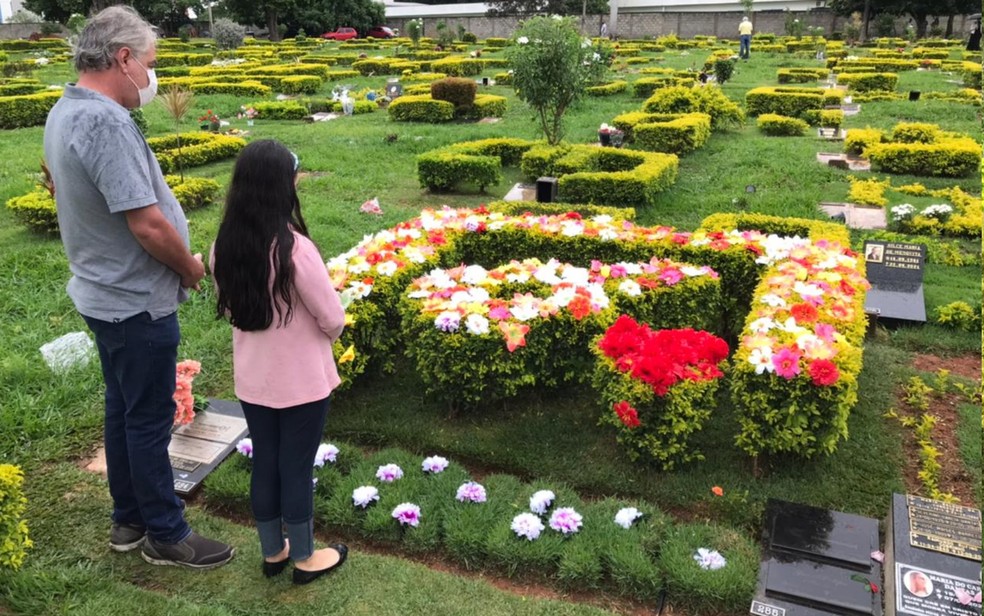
[658, 268, 684, 285]
[548, 507, 583, 535]
[392, 503, 421, 527]
[808, 359, 840, 386]
[360, 197, 383, 215]
[376, 463, 403, 482]
[771, 346, 802, 379]
[455, 481, 487, 503]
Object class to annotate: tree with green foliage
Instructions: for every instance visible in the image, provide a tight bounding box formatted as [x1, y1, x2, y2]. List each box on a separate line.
[829, 0, 977, 39]
[506, 16, 611, 145]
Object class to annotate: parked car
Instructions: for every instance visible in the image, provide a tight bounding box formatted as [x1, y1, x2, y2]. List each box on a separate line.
[367, 26, 396, 39]
[322, 27, 358, 40]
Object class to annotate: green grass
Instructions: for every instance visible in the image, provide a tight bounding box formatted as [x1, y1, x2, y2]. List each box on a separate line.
[0, 39, 980, 615]
[956, 402, 983, 504]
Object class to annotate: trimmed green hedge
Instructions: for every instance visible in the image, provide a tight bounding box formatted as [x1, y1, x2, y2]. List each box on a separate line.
[745, 86, 844, 119]
[776, 67, 829, 83]
[756, 113, 809, 136]
[867, 139, 981, 178]
[835, 71, 898, 92]
[634, 113, 712, 154]
[642, 85, 743, 129]
[147, 132, 247, 174]
[388, 95, 455, 122]
[280, 75, 322, 95]
[0, 89, 62, 129]
[586, 80, 628, 96]
[417, 138, 536, 190]
[632, 76, 694, 97]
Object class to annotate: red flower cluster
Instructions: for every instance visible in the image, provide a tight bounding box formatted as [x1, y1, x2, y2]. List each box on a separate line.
[808, 359, 840, 387]
[613, 400, 640, 428]
[599, 315, 729, 396]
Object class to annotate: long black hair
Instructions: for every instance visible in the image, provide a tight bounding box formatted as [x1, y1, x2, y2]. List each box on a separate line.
[213, 139, 310, 331]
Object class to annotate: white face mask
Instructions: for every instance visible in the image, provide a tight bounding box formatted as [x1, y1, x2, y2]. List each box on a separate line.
[125, 56, 157, 107]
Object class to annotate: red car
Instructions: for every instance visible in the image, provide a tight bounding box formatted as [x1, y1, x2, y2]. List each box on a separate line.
[322, 27, 358, 40]
[367, 26, 396, 39]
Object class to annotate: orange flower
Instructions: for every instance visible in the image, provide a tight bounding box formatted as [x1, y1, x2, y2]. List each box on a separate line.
[711, 486, 724, 497]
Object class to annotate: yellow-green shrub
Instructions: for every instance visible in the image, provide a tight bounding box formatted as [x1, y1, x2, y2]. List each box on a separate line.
[0, 89, 62, 129]
[458, 94, 507, 119]
[802, 108, 844, 128]
[5, 189, 56, 234]
[388, 94, 455, 122]
[889, 122, 941, 144]
[280, 75, 321, 95]
[744, 86, 843, 119]
[189, 81, 271, 96]
[642, 85, 743, 129]
[245, 101, 309, 120]
[247, 63, 331, 79]
[835, 71, 898, 92]
[756, 113, 809, 136]
[933, 301, 982, 332]
[430, 56, 483, 77]
[586, 80, 628, 96]
[155, 52, 213, 67]
[867, 138, 981, 178]
[325, 70, 360, 80]
[634, 113, 712, 154]
[417, 151, 501, 191]
[776, 67, 829, 83]
[632, 76, 694, 98]
[555, 149, 680, 208]
[165, 175, 221, 211]
[844, 128, 885, 156]
[148, 132, 247, 174]
[0, 464, 31, 570]
[960, 62, 982, 88]
[847, 176, 890, 206]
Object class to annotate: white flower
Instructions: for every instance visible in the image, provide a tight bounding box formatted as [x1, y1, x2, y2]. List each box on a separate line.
[510, 303, 539, 322]
[548, 507, 583, 535]
[592, 214, 612, 224]
[759, 293, 787, 308]
[890, 203, 916, 221]
[461, 264, 489, 285]
[694, 548, 727, 570]
[560, 220, 584, 237]
[313, 443, 339, 467]
[517, 36, 529, 44]
[614, 507, 643, 529]
[511, 513, 545, 540]
[599, 227, 618, 241]
[435, 311, 461, 332]
[559, 265, 590, 286]
[551, 13, 563, 19]
[376, 261, 398, 277]
[376, 463, 404, 482]
[421, 455, 449, 473]
[618, 280, 642, 297]
[456, 481, 487, 503]
[235, 437, 253, 458]
[748, 347, 774, 374]
[529, 490, 555, 515]
[593, 52, 601, 62]
[464, 313, 490, 335]
[352, 485, 379, 508]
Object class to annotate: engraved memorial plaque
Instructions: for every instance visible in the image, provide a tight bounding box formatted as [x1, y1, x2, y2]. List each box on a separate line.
[863, 242, 926, 322]
[168, 399, 249, 495]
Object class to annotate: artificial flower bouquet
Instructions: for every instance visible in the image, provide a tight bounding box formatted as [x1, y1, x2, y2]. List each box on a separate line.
[198, 109, 220, 132]
[592, 316, 729, 469]
[173, 359, 204, 426]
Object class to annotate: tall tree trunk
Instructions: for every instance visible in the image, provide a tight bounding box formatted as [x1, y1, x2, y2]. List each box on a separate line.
[861, 0, 870, 41]
[915, 15, 927, 39]
[945, 15, 954, 39]
[267, 11, 280, 42]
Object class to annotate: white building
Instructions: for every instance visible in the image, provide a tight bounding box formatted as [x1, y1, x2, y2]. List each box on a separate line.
[1, 0, 27, 22]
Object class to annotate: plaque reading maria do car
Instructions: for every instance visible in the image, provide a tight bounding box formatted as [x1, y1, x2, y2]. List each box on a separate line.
[169, 399, 248, 495]
[885, 494, 982, 616]
[862, 241, 926, 322]
[751, 499, 883, 616]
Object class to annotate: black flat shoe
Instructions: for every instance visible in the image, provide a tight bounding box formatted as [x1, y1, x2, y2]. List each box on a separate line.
[262, 557, 290, 578]
[292, 544, 348, 585]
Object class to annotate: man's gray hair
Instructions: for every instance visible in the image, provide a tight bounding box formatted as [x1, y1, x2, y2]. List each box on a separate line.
[73, 5, 157, 73]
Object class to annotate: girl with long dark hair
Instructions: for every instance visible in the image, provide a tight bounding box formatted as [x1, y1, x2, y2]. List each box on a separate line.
[211, 139, 348, 585]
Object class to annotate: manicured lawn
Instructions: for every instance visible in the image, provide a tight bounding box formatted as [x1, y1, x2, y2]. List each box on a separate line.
[0, 35, 979, 615]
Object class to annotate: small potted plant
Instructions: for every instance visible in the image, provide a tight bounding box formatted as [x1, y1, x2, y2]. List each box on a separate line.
[598, 123, 613, 146]
[199, 109, 220, 132]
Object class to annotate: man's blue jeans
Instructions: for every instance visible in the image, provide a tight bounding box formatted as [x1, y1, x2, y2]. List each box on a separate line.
[83, 311, 190, 544]
[740, 35, 751, 58]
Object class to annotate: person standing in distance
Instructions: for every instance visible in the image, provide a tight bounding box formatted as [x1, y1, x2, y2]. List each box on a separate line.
[43, 5, 234, 569]
[600, 21, 608, 39]
[739, 16, 753, 59]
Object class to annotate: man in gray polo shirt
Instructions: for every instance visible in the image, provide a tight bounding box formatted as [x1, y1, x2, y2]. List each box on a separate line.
[44, 6, 233, 569]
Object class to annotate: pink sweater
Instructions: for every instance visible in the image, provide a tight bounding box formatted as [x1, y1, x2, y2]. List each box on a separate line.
[212, 232, 345, 409]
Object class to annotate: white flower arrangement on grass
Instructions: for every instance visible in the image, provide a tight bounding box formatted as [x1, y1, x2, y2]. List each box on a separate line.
[421, 455, 449, 473]
[614, 507, 643, 529]
[376, 463, 404, 482]
[392, 503, 421, 527]
[511, 513, 544, 540]
[352, 486, 380, 508]
[693, 548, 727, 570]
[456, 481, 487, 503]
[314, 443, 339, 467]
[548, 507, 583, 535]
[529, 490, 555, 515]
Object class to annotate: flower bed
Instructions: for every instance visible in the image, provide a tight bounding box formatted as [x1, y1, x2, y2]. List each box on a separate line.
[205, 443, 757, 611]
[326, 207, 869, 458]
[593, 316, 728, 468]
[399, 257, 723, 407]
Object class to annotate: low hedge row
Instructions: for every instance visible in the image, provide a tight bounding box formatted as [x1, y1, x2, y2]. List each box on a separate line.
[206, 446, 758, 612]
[155, 52, 213, 68]
[586, 80, 628, 96]
[430, 56, 484, 77]
[868, 139, 981, 178]
[389, 95, 455, 122]
[0, 89, 62, 129]
[418, 138, 535, 190]
[188, 81, 271, 97]
[353, 58, 421, 76]
[632, 76, 695, 98]
[801, 108, 844, 128]
[744, 86, 844, 119]
[641, 85, 743, 129]
[776, 67, 829, 83]
[165, 175, 220, 211]
[835, 71, 898, 92]
[756, 113, 809, 136]
[147, 131, 247, 174]
[634, 113, 712, 154]
[961, 62, 982, 88]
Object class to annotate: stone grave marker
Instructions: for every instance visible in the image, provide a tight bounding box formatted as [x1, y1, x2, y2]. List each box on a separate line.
[819, 202, 886, 229]
[816, 152, 871, 171]
[751, 499, 883, 616]
[862, 241, 927, 322]
[885, 494, 982, 616]
[169, 398, 248, 495]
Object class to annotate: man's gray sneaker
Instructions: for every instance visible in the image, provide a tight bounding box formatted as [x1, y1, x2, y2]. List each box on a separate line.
[109, 523, 146, 552]
[141, 531, 235, 569]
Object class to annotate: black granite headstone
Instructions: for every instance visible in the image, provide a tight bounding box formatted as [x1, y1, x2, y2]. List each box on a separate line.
[862, 241, 926, 322]
[169, 398, 249, 495]
[885, 494, 982, 616]
[752, 499, 883, 616]
[536, 177, 558, 203]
